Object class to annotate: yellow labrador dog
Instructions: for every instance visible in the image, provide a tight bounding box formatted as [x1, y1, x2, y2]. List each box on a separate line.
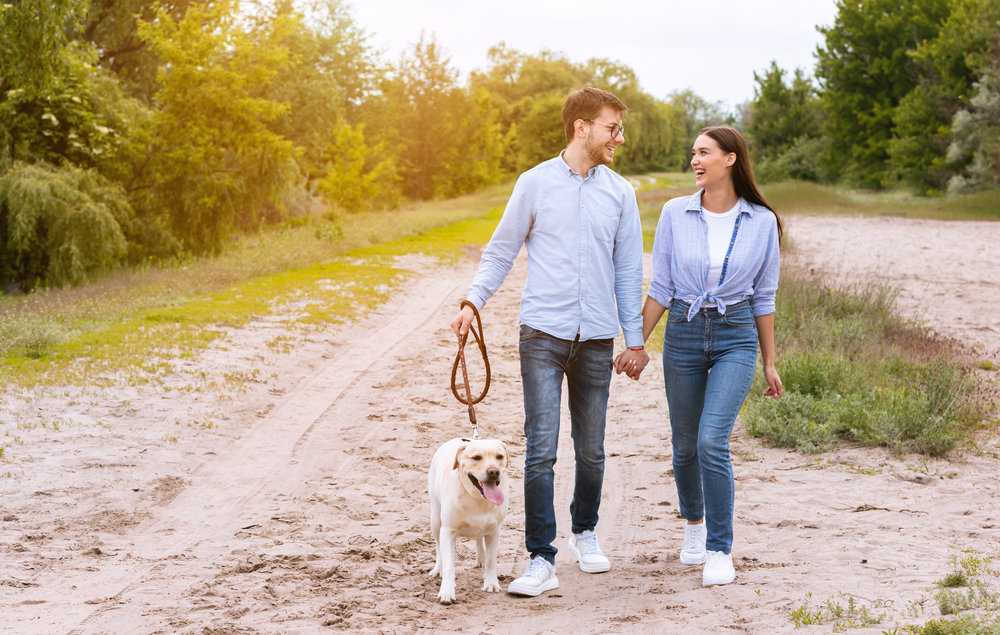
[428, 437, 509, 604]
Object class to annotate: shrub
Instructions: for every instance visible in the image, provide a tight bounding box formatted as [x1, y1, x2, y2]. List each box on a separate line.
[0, 162, 132, 288]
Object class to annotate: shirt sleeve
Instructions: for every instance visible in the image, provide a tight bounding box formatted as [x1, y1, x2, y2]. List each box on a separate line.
[750, 213, 780, 317]
[466, 175, 533, 310]
[612, 186, 644, 348]
[647, 201, 675, 309]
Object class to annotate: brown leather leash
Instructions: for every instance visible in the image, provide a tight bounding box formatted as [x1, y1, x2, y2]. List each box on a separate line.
[450, 300, 491, 440]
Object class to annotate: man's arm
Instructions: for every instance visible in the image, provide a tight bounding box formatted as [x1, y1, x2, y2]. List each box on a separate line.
[451, 177, 533, 336]
[610, 187, 648, 378]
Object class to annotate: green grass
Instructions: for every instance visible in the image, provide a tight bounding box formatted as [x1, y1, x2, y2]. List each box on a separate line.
[742, 263, 991, 455]
[0, 183, 512, 389]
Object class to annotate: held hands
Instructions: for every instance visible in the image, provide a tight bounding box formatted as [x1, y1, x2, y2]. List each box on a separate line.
[450, 305, 475, 337]
[614, 347, 649, 381]
[763, 364, 783, 399]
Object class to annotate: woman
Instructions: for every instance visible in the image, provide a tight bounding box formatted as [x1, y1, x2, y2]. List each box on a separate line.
[636, 126, 782, 587]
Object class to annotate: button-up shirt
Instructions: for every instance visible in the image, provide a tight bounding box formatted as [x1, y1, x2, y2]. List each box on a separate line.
[648, 190, 780, 321]
[467, 153, 644, 347]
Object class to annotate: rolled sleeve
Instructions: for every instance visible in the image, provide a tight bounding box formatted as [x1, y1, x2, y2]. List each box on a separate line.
[750, 215, 780, 317]
[647, 201, 675, 309]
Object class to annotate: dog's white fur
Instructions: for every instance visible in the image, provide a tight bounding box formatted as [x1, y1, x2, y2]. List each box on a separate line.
[428, 437, 510, 604]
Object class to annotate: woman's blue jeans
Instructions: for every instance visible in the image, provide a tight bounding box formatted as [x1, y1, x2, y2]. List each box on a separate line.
[519, 325, 613, 564]
[663, 299, 758, 554]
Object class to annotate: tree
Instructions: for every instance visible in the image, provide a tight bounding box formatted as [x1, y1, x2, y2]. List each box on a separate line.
[747, 62, 823, 160]
[387, 34, 503, 201]
[815, 0, 952, 187]
[668, 89, 728, 171]
[133, 0, 298, 253]
[947, 39, 1000, 193]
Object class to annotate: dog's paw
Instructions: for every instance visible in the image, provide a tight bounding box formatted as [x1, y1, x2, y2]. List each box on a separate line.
[482, 577, 501, 593]
[429, 564, 441, 578]
[437, 585, 456, 605]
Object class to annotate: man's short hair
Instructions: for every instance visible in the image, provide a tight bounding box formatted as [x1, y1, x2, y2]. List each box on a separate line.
[562, 86, 629, 144]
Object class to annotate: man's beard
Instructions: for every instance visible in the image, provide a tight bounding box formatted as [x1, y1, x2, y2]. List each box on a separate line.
[585, 134, 612, 166]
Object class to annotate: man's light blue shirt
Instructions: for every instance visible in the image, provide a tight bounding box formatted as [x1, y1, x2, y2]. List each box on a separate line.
[467, 153, 644, 347]
[648, 190, 780, 322]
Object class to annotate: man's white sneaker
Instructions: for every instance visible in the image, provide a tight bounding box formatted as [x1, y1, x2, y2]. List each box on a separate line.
[702, 550, 735, 586]
[507, 556, 559, 596]
[680, 522, 707, 565]
[568, 530, 611, 573]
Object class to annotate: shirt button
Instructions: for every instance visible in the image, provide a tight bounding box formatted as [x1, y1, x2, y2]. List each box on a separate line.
[581, 204, 586, 208]
[581, 297, 585, 301]
[581, 227, 586, 231]
[581, 250, 585, 255]
[581, 273, 585, 278]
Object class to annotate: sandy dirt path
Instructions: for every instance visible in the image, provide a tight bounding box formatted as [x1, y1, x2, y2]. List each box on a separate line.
[1, 217, 999, 635]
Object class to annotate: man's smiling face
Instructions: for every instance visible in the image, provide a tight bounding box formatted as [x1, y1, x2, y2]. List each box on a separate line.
[584, 106, 625, 166]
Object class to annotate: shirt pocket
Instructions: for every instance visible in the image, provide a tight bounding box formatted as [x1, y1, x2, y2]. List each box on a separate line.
[589, 205, 620, 243]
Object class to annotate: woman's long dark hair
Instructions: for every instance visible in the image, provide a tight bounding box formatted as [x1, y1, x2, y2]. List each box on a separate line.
[700, 125, 783, 244]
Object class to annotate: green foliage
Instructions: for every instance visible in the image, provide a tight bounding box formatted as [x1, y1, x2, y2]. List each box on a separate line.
[888, 86, 950, 194]
[947, 43, 1000, 193]
[316, 119, 396, 213]
[748, 62, 823, 161]
[0, 0, 84, 98]
[667, 89, 728, 171]
[133, 0, 297, 253]
[743, 266, 986, 455]
[385, 34, 504, 201]
[757, 136, 829, 184]
[815, 0, 952, 187]
[0, 162, 132, 287]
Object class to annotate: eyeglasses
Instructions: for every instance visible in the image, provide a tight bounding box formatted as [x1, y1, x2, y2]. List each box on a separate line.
[586, 120, 624, 138]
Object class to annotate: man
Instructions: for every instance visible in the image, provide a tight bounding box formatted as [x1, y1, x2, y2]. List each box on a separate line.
[449, 86, 649, 597]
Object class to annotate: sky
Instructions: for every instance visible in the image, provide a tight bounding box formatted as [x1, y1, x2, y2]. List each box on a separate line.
[351, 0, 840, 109]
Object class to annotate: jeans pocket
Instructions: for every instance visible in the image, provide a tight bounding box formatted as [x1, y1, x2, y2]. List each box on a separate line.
[722, 307, 755, 329]
[519, 325, 540, 342]
[666, 307, 686, 324]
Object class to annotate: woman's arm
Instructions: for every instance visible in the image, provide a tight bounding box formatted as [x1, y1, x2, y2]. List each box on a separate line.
[754, 313, 782, 399]
[642, 296, 667, 342]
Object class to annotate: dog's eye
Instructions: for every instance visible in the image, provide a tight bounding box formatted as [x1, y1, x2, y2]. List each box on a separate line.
[471, 455, 482, 461]
[497, 455, 504, 461]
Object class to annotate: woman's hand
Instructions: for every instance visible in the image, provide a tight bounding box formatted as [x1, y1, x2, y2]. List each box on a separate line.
[762, 364, 783, 399]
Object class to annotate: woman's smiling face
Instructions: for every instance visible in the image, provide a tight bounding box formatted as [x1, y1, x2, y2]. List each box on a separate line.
[690, 134, 736, 189]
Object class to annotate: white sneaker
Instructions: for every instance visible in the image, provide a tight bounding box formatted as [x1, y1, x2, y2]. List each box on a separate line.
[702, 550, 735, 586]
[680, 522, 707, 565]
[568, 530, 611, 573]
[507, 556, 559, 596]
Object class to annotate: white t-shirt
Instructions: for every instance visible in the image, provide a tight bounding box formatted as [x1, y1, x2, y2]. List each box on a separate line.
[701, 203, 740, 307]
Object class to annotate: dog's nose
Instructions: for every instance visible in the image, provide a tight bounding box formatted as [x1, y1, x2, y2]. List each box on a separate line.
[487, 467, 500, 481]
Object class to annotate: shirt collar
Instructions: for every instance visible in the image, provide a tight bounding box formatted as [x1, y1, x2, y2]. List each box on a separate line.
[685, 189, 756, 218]
[558, 150, 600, 179]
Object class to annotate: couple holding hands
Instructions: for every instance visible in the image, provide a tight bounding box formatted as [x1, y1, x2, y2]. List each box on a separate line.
[449, 86, 783, 595]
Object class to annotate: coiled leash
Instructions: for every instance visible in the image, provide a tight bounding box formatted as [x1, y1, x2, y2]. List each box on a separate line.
[450, 300, 491, 440]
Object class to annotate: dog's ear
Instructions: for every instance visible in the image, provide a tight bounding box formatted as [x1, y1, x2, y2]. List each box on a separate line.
[452, 443, 467, 470]
[500, 442, 510, 468]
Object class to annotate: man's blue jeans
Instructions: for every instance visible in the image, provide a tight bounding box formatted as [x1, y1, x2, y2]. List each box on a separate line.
[519, 325, 613, 564]
[662, 299, 758, 554]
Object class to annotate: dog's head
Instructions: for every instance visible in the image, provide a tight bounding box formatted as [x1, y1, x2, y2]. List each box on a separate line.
[453, 439, 509, 506]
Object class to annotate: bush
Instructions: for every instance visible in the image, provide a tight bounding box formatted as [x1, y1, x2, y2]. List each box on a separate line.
[0, 162, 132, 288]
[743, 265, 986, 456]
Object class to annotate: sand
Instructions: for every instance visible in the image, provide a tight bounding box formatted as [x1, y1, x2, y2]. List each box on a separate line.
[1, 216, 998, 635]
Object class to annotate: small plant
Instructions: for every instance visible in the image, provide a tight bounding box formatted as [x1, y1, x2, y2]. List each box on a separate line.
[791, 605, 824, 627]
[976, 361, 994, 371]
[939, 571, 968, 588]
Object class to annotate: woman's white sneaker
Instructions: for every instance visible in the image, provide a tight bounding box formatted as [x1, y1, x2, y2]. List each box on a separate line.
[568, 530, 611, 573]
[680, 522, 707, 565]
[702, 550, 735, 586]
[507, 556, 559, 596]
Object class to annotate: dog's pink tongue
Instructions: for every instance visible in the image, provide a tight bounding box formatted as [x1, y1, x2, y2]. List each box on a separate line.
[482, 482, 504, 506]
